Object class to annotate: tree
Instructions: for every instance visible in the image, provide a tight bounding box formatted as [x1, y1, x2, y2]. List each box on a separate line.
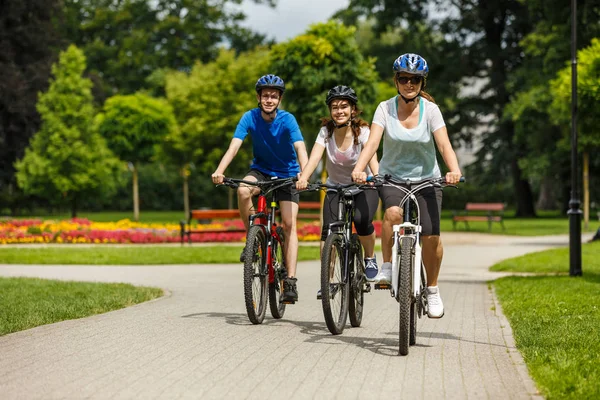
[550, 38, 600, 228]
[269, 21, 379, 144]
[338, 0, 539, 216]
[96, 93, 177, 221]
[62, 0, 275, 100]
[163, 48, 270, 211]
[0, 0, 63, 208]
[504, 0, 600, 211]
[15, 45, 121, 217]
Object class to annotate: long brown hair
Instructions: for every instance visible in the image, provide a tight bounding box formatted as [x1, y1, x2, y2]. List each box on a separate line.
[394, 74, 436, 103]
[320, 106, 369, 145]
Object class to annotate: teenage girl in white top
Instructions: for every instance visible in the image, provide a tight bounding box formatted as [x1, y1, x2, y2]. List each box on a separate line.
[296, 86, 380, 279]
[351, 54, 462, 318]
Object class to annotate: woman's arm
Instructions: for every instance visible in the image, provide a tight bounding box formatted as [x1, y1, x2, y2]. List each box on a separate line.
[433, 126, 462, 184]
[352, 123, 383, 183]
[296, 143, 325, 190]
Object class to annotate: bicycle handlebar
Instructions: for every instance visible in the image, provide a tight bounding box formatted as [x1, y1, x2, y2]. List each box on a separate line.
[218, 176, 296, 196]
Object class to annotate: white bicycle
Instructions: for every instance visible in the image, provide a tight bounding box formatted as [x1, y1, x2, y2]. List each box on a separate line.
[374, 174, 462, 355]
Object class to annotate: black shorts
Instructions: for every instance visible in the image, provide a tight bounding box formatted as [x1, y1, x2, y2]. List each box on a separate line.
[245, 170, 299, 204]
[321, 188, 379, 241]
[378, 184, 443, 236]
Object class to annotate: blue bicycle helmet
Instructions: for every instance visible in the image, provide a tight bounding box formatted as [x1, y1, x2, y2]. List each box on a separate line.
[255, 74, 285, 94]
[393, 53, 429, 76]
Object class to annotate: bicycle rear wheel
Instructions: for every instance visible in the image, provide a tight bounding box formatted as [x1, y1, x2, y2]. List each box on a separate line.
[398, 236, 414, 355]
[321, 233, 349, 335]
[243, 226, 268, 324]
[348, 234, 364, 327]
[269, 226, 286, 319]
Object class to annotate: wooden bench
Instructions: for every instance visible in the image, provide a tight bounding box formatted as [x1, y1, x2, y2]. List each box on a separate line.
[452, 203, 505, 231]
[180, 202, 321, 244]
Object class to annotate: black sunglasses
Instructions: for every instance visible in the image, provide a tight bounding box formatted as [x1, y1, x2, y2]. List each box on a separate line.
[396, 76, 423, 85]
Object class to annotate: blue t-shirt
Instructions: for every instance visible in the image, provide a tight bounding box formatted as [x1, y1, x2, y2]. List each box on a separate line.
[233, 108, 304, 178]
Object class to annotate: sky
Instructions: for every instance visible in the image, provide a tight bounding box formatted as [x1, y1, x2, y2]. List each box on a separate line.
[237, 0, 350, 42]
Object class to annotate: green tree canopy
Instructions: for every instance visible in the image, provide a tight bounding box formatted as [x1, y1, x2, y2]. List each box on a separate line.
[15, 45, 121, 217]
[269, 21, 378, 142]
[0, 0, 63, 191]
[62, 0, 275, 99]
[96, 92, 177, 220]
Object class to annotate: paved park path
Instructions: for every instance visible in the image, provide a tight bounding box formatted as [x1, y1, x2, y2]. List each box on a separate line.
[0, 232, 592, 399]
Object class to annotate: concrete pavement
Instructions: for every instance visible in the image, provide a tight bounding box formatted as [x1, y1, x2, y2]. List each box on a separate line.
[0, 232, 591, 399]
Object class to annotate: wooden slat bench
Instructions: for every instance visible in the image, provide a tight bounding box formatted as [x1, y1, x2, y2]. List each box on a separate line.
[180, 202, 322, 244]
[452, 203, 505, 231]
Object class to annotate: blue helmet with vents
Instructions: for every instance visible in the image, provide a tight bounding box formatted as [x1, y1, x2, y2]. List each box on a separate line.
[393, 53, 429, 76]
[255, 74, 285, 94]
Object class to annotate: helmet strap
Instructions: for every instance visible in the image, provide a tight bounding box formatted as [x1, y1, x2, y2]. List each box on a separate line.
[398, 90, 421, 103]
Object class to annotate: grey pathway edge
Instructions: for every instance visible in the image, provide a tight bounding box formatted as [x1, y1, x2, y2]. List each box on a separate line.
[0, 232, 592, 399]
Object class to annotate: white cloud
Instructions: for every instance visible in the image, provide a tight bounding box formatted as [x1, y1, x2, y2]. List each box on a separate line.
[237, 0, 349, 42]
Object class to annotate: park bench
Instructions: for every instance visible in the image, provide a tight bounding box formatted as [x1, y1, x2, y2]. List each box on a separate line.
[180, 202, 321, 244]
[452, 202, 505, 231]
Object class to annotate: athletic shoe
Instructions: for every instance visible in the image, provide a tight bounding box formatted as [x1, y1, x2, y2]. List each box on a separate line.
[282, 277, 298, 303]
[376, 262, 392, 283]
[426, 286, 444, 318]
[364, 256, 379, 281]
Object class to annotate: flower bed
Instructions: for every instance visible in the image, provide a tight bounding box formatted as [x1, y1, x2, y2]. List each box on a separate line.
[0, 218, 383, 244]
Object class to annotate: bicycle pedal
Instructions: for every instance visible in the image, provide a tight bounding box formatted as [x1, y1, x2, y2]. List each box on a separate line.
[316, 294, 322, 300]
[363, 283, 371, 293]
[374, 283, 391, 290]
[282, 300, 296, 305]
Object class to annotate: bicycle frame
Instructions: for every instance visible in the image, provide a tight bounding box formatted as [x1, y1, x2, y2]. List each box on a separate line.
[249, 191, 282, 284]
[388, 179, 441, 300]
[326, 187, 358, 283]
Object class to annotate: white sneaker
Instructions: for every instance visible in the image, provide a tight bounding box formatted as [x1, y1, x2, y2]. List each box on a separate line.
[376, 262, 392, 283]
[426, 286, 444, 318]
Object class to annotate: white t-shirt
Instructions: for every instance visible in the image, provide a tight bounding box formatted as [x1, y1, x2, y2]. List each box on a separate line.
[315, 125, 372, 185]
[372, 96, 445, 180]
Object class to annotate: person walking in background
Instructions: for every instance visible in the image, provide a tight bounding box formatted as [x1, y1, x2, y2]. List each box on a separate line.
[212, 74, 308, 303]
[296, 85, 380, 286]
[351, 54, 462, 318]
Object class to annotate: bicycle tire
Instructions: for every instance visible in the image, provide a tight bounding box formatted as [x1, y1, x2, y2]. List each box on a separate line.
[348, 233, 364, 327]
[243, 226, 268, 324]
[268, 226, 286, 319]
[398, 236, 414, 355]
[321, 233, 349, 335]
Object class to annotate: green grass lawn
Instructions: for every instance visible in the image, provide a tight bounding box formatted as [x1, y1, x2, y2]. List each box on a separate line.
[492, 241, 600, 399]
[0, 245, 323, 264]
[0, 277, 164, 336]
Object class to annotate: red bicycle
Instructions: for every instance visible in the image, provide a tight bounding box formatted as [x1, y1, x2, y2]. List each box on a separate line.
[219, 176, 295, 324]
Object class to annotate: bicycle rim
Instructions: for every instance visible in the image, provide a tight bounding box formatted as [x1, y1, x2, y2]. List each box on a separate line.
[321, 234, 349, 335]
[243, 226, 268, 324]
[269, 226, 286, 319]
[398, 236, 414, 355]
[348, 234, 364, 328]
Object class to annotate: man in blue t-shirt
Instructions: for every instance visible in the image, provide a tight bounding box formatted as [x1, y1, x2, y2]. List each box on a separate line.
[212, 74, 308, 303]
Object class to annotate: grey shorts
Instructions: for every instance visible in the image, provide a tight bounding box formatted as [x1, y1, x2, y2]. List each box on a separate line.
[245, 170, 299, 204]
[378, 184, 443, 236]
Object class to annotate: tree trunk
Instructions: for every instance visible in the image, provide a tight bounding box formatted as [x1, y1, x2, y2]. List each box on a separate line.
[71, 196, 77, 218]
[511, 158, 536, 217]
[536, 177, 559, 210]
[583, 151, 589, 230]
[183, 172, 189, 219]
[133, 163, 139, 222]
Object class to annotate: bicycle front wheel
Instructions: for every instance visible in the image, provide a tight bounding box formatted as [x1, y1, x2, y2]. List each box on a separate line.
[398, 236, 414, 355]
[269, 226, 286, 319]
[243, 226, 268, 324]
[348, 234, 364, 328]
[321, 233, 349, 335]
